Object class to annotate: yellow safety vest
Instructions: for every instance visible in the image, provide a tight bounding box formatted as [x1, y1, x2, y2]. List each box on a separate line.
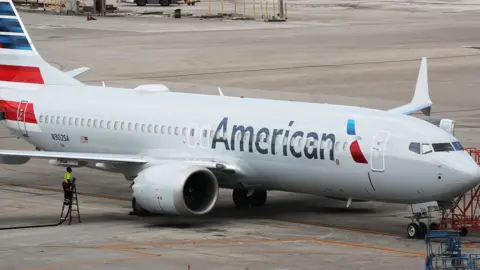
[64, 172, 72, 184]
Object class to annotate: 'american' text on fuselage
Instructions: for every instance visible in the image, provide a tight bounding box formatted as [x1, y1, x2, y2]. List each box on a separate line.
[211, 117, 336, 161]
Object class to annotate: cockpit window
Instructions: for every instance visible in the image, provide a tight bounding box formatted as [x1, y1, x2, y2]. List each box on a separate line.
[422, 144, 433, 154]
[452, 141, 464, 151]
[409, 142, 421, 154]
[432, 143, 454, 152]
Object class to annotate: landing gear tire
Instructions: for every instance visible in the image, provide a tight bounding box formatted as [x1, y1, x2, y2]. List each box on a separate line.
[407, 223, 421, 239]
[131, 197, 150, 216]
[418, 222, 427, 239]
[459, 227, 468, 237]
[429, 222, 439, 231]
[232, 189, 250, 209]
[250, 190, 267, 207]
[232, 189, 267, 208]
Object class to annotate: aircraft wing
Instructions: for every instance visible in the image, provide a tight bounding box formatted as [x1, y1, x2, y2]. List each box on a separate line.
[387, 57, 432, 116]
[0, 149, 240, 174]
[0, 149, 147, 164]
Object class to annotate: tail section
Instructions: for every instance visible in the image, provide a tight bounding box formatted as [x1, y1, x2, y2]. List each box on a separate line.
[0, 0, 83, 86]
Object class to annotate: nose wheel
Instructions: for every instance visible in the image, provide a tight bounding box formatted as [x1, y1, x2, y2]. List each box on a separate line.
[407, 222, 428, 239]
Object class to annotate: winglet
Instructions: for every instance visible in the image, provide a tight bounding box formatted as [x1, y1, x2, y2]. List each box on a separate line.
[65, 67, 90, 78]
[387, 57, 432, 116]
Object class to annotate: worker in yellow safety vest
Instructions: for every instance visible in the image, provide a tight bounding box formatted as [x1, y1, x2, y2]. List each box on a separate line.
[62, 167, 73, 205]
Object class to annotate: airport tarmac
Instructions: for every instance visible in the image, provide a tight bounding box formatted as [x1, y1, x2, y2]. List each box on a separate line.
[1, 1, 480, 269]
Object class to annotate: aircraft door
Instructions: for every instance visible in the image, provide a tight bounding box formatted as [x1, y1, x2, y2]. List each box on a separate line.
[370, 130, 390, 172]
[16, 100, 29, 137]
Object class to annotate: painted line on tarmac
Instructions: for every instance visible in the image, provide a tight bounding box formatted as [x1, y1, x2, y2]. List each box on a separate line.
[98, 237, 424, 257]
[274, 218, 403, 237]
[22, 255, 158, 270]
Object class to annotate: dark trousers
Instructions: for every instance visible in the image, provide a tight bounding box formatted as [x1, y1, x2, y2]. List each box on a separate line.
[62, 182, 72, 201]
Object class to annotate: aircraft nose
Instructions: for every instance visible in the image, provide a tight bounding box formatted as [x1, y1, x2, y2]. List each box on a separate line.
[452, 152, 480, 189]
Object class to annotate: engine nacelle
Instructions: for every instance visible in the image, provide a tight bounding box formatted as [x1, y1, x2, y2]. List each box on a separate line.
[424, 118, 455, 136]
[132, 163, 219, 215]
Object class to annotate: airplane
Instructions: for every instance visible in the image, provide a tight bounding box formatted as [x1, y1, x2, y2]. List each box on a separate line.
[0, 0, 478, 240]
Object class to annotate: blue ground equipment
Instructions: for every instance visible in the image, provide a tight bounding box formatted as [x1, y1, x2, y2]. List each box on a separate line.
[425, 231, 480, 269]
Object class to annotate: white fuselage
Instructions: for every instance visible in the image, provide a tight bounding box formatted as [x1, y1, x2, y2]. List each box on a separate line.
[2, 84, 479, 204]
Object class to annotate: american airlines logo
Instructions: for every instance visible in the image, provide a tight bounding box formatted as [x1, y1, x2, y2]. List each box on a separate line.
[207, 117, 337, 161]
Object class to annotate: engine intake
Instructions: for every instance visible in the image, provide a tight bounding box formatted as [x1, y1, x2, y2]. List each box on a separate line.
[424, 118, 455, 136]
[132, 163, 218, 215]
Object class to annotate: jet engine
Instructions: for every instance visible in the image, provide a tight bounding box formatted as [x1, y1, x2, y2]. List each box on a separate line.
[424, 118, 455, 136]
[131, 163, 219, 216]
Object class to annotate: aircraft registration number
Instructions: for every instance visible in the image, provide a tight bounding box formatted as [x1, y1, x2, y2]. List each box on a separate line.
[51, 133, 70, 142]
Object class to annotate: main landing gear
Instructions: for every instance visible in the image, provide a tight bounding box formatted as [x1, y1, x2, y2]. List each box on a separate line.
[232, 189, 267, 208]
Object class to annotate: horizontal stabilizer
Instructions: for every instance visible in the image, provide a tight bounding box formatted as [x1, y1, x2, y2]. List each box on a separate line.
[387, 57, 432, 116]
[65, 67, 89, 78]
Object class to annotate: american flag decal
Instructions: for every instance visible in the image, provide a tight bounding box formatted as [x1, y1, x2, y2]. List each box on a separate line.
[80, 136, 88, 143]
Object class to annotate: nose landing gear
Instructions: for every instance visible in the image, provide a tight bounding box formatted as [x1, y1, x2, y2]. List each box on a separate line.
[407, 221, 428, 239]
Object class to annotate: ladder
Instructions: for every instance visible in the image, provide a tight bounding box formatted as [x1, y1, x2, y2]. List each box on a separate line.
[60, 181, 81, 225]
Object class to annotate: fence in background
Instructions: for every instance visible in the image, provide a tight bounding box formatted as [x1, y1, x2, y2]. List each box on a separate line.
[199, 0, 287, 21]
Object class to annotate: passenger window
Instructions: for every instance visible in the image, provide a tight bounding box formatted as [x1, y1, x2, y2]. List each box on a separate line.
[135, 123, 139, 132]
[209, 130, 213, 138]
[75, 118, 79, 126]
[69, 117, 73, 126]
[93, 119, 98, 128]
[203, 130, 207, 137]
[39, 115, 44, 123]
[335, 141, 340, 151]
[44, 115, 49, 123]
[100, 120, 105, 129]
[114, 121, 119, 130]
[56, 116, 61, 124]
[422, 143, 433, 154]
[409, 142, 421, 154]
[327, 140, 333, 150]
[432, 143, 454, 152]
[190, 129, 195, 136]
[161, 125, 166, 134]
[128, 122, 132, 131]
[154, 125, 159, 133]
[81, 118, 85, 126]
[141, 124, 145, 132]
[62, 117, 67, 125]
[108, 121, 113, 129]
[148, 124, 152, 133]
[121, 122, 125, 130]
[343, 142, 348, 151]
[87, 119, 92, 127]
[182, 127, 186, 136]
[168, 126, 172, 135]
